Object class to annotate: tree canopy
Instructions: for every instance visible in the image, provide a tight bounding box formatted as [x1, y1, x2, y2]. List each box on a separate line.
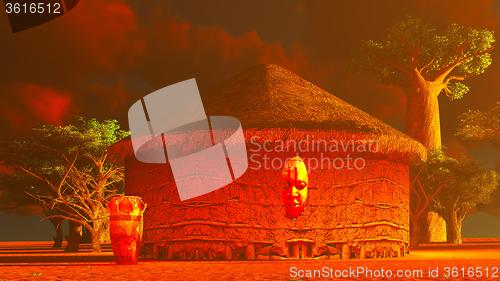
[0, 116, 128, 206]
[358, 16, 494, 100]
[0, 116, 129, 249]
[456, 101, 500, 143]
[413, 150, 498, 243]
[424, 152, 497, 214]
[31, 116, 130, 156]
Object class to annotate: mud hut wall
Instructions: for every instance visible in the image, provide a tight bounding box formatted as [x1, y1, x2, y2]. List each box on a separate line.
[125, 143, 410, 249]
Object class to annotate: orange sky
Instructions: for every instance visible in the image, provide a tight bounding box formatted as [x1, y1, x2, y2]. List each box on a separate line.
[1, 0, 499, 138]
[0, 0, 499, 236]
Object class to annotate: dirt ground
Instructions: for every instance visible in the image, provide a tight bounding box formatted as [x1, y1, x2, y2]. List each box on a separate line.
[0, 242, 499, 280]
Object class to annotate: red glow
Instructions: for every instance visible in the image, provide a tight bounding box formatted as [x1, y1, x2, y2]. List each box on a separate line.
[0, 83, 72, 131]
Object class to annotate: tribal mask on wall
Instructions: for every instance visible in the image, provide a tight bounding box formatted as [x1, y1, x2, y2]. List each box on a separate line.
[281, 156, 309, 219]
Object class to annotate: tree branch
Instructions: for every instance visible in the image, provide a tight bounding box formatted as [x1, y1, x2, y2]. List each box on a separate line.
[416, 177, 430, 202]
[420, 57, 436, 75]
[56, 153, 78, 198]
[433, 46, 494, 83]
[444, 75, 466, 85]
[14, 166, 58, 195]
[373, 57, 410, 76]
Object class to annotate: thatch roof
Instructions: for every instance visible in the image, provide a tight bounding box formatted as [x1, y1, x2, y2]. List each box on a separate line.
[110, 64, 426, 161]
[202, 64, 425, 160]
[204, 64, 393, 132]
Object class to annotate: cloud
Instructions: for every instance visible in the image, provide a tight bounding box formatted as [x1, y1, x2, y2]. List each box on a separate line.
[0, 0, 145, 85]
[0, 83, 73, 132]
[0, 0, 145, 133]
[1, 0, 498, 137]
[59, 0, 146, 70]
[1, 0, 312, 134]
[87, 80, 135, 114]
[137, 8, 310, 89]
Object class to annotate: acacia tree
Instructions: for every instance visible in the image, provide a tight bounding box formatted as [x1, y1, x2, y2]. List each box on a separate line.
[409, 162, 448, 248]
[0, 116, 129, 251]
[358, 16, 495, 242]
[31, 153, 124, 252]
[0, 141, 71, 248]
[457, 101, 500, 143]
[456, 102, 500, 219]
[0, 169, 65, 247]
[416, 151, 498, 244]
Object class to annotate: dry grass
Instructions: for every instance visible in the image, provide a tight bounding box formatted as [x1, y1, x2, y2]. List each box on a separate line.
[204, 64, 425, 160]
[110, 64, 426, 162]
[244, 128, 426, 161]
[205, 64, 399, 132]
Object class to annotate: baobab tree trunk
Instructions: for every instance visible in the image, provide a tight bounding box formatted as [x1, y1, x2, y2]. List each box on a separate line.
[446, 211, 463, 244]
[407, 77, 447, 243]
[406, 80, 442, 150]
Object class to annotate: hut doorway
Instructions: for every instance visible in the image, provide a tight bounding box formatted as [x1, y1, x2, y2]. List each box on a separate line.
[286, 239, 314, 259]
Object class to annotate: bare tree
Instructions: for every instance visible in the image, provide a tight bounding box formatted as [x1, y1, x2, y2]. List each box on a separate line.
[0, 116, 129, 251]
[31, 153, 124, 252]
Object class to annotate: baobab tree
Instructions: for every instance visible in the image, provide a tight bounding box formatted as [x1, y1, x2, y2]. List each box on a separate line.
[359, 16, 494, 150]
[358, 16, 495, 242]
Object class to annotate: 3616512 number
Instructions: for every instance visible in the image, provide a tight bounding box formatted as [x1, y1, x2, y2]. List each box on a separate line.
[5, 2, 61, 14]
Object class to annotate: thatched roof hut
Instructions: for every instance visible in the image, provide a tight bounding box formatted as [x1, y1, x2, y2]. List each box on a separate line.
[202, 64, 425, 161]
[110, 64, 425, 162]
[114, 64, 425, 260]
